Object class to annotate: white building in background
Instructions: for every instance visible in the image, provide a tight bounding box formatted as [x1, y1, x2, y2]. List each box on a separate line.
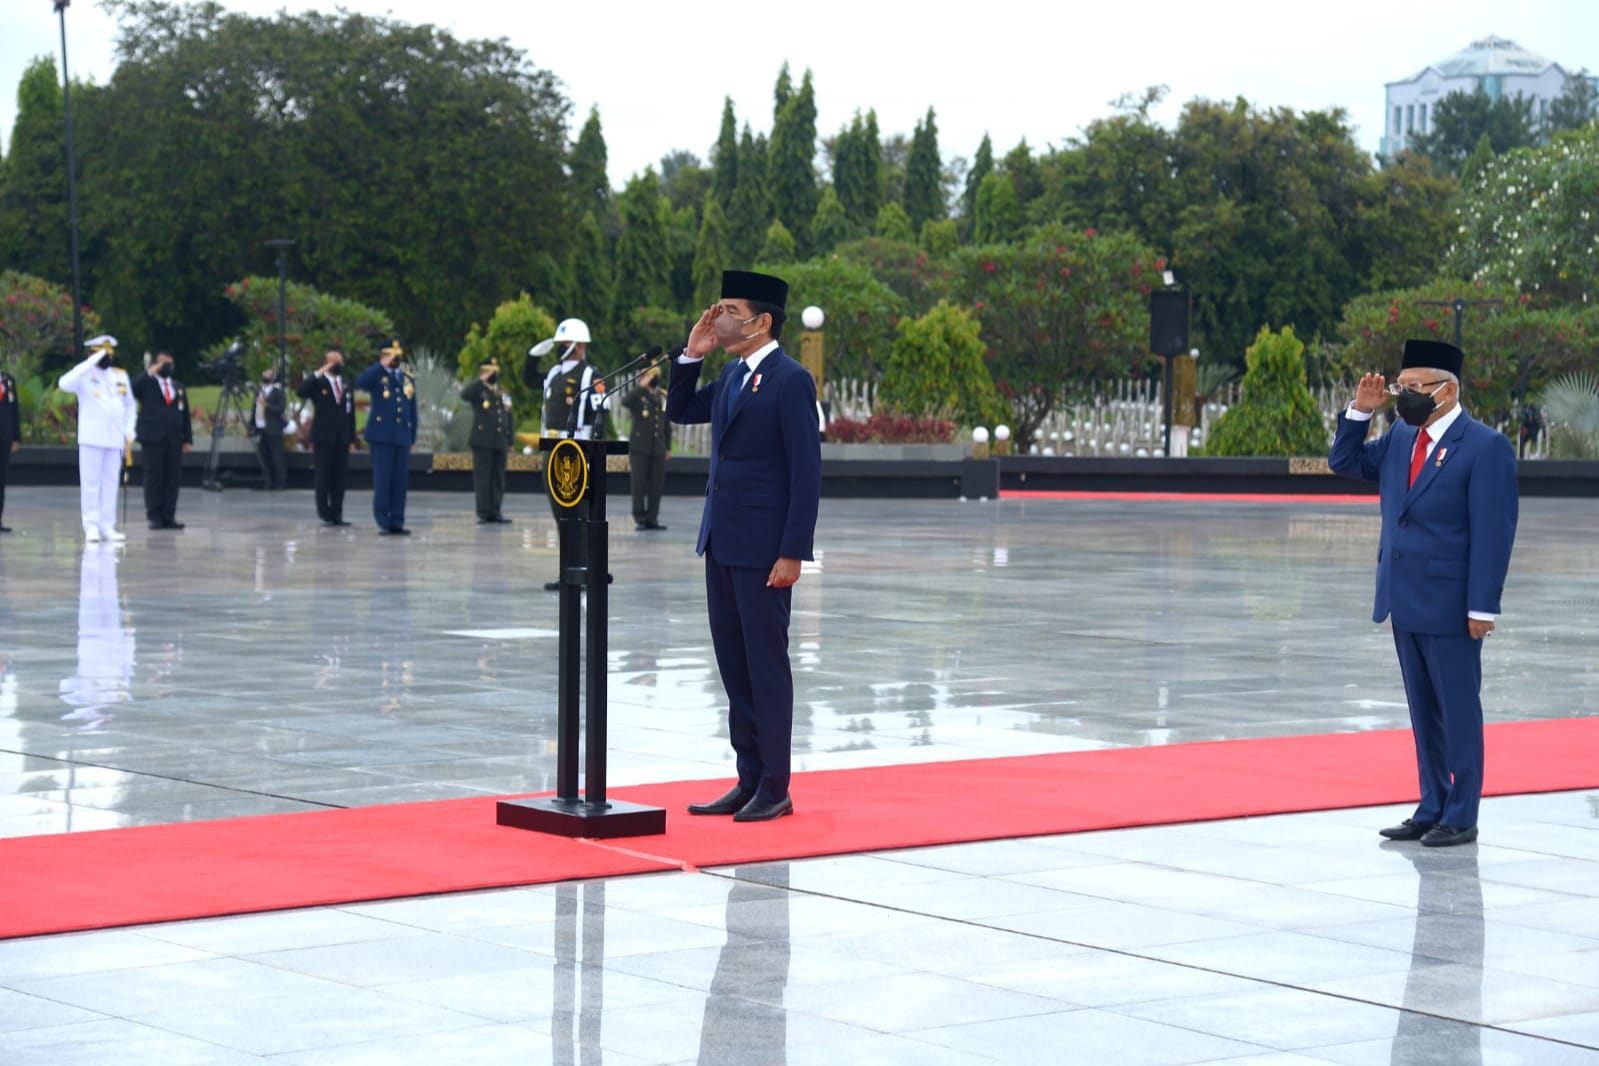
[1382, 35, 1595, 156]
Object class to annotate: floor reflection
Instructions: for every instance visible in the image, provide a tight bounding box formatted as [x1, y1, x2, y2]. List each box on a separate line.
[699, 866, 790, 1066]
[57, 543, 134, 733]
[552, 881, 605, 1066]
[1390, 845, 1483, 1066]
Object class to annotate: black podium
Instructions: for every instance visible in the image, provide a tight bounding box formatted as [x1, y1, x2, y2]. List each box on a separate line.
[496, 437, 667, 838]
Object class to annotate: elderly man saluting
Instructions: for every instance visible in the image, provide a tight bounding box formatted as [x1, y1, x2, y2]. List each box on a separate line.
[1329, 339, 1518, 848]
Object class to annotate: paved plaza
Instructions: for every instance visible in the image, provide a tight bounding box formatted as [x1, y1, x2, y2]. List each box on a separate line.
[1, 485, 1597, 1064]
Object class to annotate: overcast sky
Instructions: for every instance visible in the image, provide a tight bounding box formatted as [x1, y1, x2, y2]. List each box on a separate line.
[4, 0, 1598, 189]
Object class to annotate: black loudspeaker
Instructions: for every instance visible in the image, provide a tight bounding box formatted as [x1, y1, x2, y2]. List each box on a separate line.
[1149, 290, 1190, 356]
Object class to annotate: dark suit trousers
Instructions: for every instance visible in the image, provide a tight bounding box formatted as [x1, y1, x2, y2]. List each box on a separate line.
[369, 442, 410, 530]
[472, 447, 508, 518]
[256, 432, 287, 489]
[0, 445, 9, 520]
[705, 551, 794, 801]
[630, 449, 665, 524]
[313, 442, 349, 521]
[1393, 629, 1485, 828]
[141, 438, 182, 523]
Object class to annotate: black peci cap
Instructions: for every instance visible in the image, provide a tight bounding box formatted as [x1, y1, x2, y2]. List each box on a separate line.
[1400, 339, 1463, 377]
[721, 270, 789, 310]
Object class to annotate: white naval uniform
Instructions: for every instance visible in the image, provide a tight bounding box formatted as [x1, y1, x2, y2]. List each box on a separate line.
[541, 358, 602, 439]
[58, 353, 137, 537]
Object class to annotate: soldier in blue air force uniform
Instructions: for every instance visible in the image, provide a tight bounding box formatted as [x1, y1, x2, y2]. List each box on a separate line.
[1329, 338, 1518, 849]
[355, 338, 418, 535]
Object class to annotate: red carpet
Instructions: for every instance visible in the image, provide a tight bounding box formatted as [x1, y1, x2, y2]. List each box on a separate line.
[1002, 490, 1377, 503]
[4, 718, 1596, 940]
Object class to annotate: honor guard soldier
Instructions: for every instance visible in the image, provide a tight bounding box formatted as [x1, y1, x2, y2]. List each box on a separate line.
[0, 362, 19, 532]
[461, 359, 515, 524]
[525, 317, 606, 590]
[58, 334, 137, 543]
[355, 338, 418, 535]
[298, 350, 357, 526]
[620, 362, 671, 530]
[131, 352, 194, 530]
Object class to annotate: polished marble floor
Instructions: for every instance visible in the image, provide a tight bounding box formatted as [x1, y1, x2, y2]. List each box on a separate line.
[1, 486, 1596, 1063]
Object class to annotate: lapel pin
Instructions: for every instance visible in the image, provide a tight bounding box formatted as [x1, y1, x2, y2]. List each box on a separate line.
[752, 373, 763, 393]
[1434, 447, 1448, 467]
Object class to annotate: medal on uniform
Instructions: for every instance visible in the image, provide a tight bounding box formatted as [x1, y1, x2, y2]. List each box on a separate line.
[1435, 447, 1448, 468]
[752, 373, 763, 393]
[482, 400, 490, 409]
[403, 381, 414, 399]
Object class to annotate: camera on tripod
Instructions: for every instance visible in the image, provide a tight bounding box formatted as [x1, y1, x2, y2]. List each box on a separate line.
[199, 340, 248, 387]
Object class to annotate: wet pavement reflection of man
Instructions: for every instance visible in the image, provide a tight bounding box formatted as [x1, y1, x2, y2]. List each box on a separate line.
[698, 866, 790, 1066]
[1388, 844, 1484, 1065]
[58, 543, 134, 732]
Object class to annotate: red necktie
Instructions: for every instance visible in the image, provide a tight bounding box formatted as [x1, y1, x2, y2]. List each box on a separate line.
[162, 379, 172, 405]
[332, 377, 342, 404]
[1408, 428, 1431, 488]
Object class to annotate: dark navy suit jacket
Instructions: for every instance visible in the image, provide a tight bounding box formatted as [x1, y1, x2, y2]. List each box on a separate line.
[1329, 408, 1517, 634]
[355, 364, 418, 447]
[667, 347, 821, 568]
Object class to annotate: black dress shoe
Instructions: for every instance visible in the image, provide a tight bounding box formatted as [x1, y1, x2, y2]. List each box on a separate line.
[0, 525, 11, 533]
[734, 794, 793, 822]
[149, 521, 165, 530]
[492, 516, 512, 524]
[1378, 819, 1434, 841]
[477, 517, 493, 524]
[1421, 824, 1478, 848]
[543, 580, 561, 592]
[387, 527, 410, 535]
[333, 519, 351, 527]
[635, 522, 648, 531]
[162, 521, 185, 530]
[644, 521, 667, 531]
[687, 786, 755, 816]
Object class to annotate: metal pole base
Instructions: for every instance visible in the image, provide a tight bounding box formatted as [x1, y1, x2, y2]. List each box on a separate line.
[496, 797, 666, 839]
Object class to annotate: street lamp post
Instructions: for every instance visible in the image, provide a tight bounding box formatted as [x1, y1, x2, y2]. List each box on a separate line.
[53, 0, 85, 358]
[263, 239, 295, 382]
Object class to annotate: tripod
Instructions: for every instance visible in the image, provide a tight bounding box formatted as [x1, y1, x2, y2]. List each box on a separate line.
[201, 378, 257, 492]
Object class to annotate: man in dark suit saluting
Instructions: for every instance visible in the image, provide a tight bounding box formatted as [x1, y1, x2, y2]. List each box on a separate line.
[131, 352, 193, 530]
[668, 270, 822, 822]
[297, 350, 357, 527]
[1330, 339, 1518, 848]
[0, 364, 20, 532]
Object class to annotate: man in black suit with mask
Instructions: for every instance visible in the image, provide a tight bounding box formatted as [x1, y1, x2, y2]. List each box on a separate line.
[252, 367, 289, 490]
[131, 351, 193, 530]
[0, 363, 19, 533]
[297, 349, 357, 527]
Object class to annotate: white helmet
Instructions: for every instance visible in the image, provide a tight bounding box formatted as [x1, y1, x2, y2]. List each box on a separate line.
[554, 318, 591, 344]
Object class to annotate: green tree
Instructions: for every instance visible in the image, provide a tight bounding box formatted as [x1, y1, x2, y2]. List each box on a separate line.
[760, 255, 905, 383]
[727, 126, 771, 267]
[835, 237, 948, 318]
[768, 67, 819, 248]
[219, 275, 394, 379]
[758, 219, 797, 265]
[973, 173, 1022, 244]
[833, 110, 881, 235]
[710, 97, 739, 210]
[1355, 150, 1459, 292]
[810, 185, 852, 254]
[0, 270, 104, 382]
[952, 225, 1159, 449]
[691, 194, 731, 310]
[70, 3, 574, 356]
[1448, 121, 1599, 306]
[920, 218, 959, 258]
[903, 108, 944, 232]
[879, 300, 1003, 427]
[1459, 133, 1496, 186]
[1001, 140, 1043, 215]
[570, 210, 614, 336]
[961, 133, 993, 225]
[876, 201, 915, 242]
[662, 198, 698, 309]
[659, 149, 711, 215]
[456, 292, 557, 428]
[569, 107, 611, 224]
[1205, 326, 1328, 457]
[1410, 88, 1538, 173]
[613, 170, 671, 312]
[0, 58, 72, 290]
[1546, 70, 1599, 136]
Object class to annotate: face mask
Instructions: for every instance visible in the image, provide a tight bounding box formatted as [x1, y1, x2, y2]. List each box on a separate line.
[97, 355, 113, 369]
[486, 372, 499, 385]
[714, 311, 760, 346]
[327, 363, 343, 377]
[157, 364, 175, 378]
[1395, 382, 1447, 427]
[261, 375, 274, 385]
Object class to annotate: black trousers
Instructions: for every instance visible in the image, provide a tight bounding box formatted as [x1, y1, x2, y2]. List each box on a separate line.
[141, 438, 183, 523]
[630, 448, 665, 524]
[472, 446, 508, 518]
[313, 441, 349, 521]
[256, 432, 287, 489]
[0, 445, 9, 521]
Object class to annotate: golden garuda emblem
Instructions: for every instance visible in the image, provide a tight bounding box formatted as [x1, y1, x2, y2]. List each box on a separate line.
[545, 439, 588, 508]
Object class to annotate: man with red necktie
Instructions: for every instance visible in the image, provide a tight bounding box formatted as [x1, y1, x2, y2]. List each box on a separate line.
[297, 349, 358, 527]
[1330, 339, 1519, 848]
[131, 351, 194, 531]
